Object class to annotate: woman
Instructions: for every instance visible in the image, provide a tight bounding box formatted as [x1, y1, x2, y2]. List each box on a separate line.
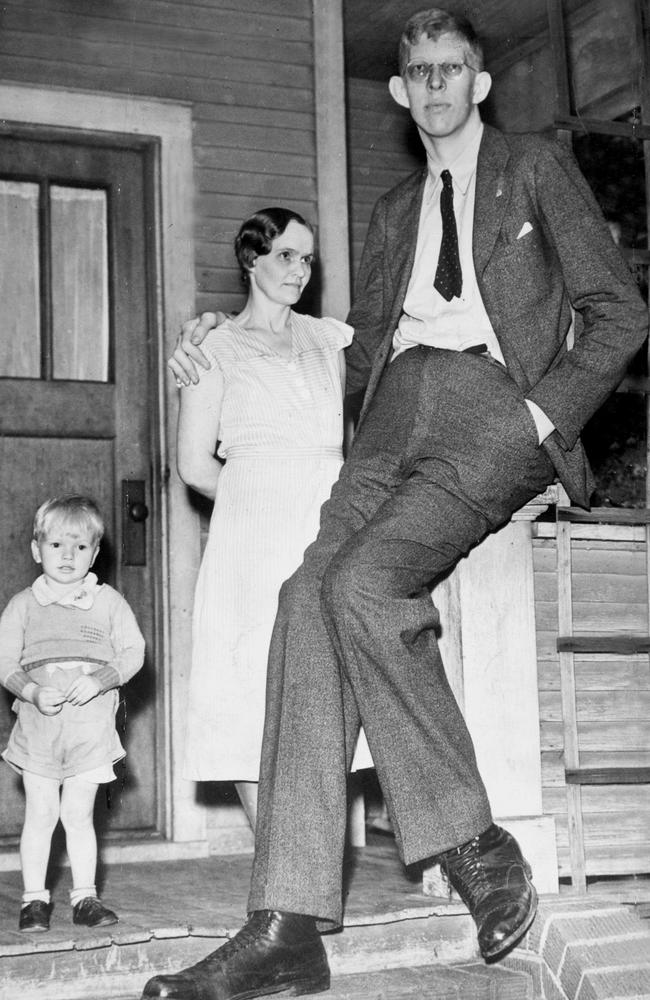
[177, 207, 370, 828]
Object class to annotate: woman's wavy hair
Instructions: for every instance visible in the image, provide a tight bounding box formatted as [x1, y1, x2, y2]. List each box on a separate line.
[234, 207, 313, 283]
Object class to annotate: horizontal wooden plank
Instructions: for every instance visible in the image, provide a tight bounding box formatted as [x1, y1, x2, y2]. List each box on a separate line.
[196, 291, 245, 317]
[566, 767, 650, 784]
[535, 603, 648, 633]
[534, 573, 648, 605]
[1, 1, 313, 43]
[0, 9, 313, 65]
[555, 849, 650, 878]
[544, 786, 650, 815]
[557, 634, 650, 653]
[542, 750, 650, 786]
[535, 522, 648, 542]
[539, 689, 650, 722]
[4, 29, 314, 90]
[196, 267, 249, 296]
[0, 57, 315, 114]
[536, 548, 648, 577]
[194, 102, 314, 131]
[194, 199, 317, 238]
[196, 148, 315, 178]
[537, 658, 650, 691]
[541, 720, 650, 752]
[558, 506, 650, 525]
[197, 170, 315, 201]
[536, 536, 647, 555]
[194, 122, 315, 157]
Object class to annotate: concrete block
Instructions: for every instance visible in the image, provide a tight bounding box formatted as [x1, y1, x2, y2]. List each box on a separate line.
[560, 938, 650, 998]
[542, 909, 646, 975]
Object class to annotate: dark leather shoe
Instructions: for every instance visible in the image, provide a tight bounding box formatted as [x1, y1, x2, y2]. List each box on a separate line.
[141, 909, 330, 999]
[72, 897, 118, 927]
[19, 900, 51, 933]
[439, 823, 538, 961]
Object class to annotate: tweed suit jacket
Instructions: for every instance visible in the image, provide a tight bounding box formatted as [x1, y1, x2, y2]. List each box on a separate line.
[345, 124, 647, 508]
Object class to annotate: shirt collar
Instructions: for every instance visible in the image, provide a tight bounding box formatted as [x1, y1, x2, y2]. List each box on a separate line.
[424, 121, 484, 202]
[32, 572, 99, 609]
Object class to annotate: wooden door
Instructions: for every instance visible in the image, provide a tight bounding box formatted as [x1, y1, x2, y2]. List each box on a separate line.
[0, 132, 161, 841]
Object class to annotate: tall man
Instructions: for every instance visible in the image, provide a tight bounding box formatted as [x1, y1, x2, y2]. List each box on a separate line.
[146, 9, 647, 999]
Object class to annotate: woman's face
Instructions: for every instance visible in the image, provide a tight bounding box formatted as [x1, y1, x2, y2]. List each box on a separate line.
[249, 220, 314, 305]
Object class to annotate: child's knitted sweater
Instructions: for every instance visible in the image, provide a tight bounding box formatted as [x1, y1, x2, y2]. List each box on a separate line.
[0, 573, 144, 698]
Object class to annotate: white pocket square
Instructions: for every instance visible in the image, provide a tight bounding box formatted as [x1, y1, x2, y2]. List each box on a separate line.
[517, 221, 533, 239]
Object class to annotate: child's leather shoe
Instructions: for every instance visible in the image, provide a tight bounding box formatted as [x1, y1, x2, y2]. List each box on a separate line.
[19, 900, 51, 932]
[72, 897, 118, 927]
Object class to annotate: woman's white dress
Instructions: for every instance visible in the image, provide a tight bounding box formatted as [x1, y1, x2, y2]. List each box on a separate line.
[184, 312, 372, 780]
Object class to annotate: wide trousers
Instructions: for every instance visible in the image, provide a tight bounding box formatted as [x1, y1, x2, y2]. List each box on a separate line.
[248, 346, 555, 926]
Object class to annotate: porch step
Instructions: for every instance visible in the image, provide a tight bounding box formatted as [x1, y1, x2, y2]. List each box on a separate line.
[0, 906, 483, 1000]
[52, 962, 535, 1000]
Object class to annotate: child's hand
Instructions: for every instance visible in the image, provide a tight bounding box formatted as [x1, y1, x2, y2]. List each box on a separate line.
[31, 685, 66, 716]
[64, 674, 102, 706]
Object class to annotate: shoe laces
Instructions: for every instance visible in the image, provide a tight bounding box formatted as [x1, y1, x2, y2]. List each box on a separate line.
[442, 835, 491, 906]
[196, 910, 274, 969]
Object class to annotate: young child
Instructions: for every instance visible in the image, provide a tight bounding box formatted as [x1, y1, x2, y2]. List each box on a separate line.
[0, 495, 145, 933]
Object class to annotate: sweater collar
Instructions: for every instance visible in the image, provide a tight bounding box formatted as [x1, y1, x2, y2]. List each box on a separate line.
[31, 572, 99, 610]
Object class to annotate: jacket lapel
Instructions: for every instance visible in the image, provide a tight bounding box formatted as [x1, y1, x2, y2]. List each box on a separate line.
[473, 125, 511, 278]
[358, 169, 427, 419]
[386, 169, 427, 324]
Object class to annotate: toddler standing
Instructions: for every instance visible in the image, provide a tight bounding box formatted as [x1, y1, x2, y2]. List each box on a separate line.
[0, 496, 145, 932]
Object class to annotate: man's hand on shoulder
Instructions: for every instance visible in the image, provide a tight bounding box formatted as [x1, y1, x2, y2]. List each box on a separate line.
[168, 311, 227, 386]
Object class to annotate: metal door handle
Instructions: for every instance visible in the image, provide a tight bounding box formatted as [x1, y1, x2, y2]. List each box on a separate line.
[129, 501, 149, 523]
[122, 480, 147, 565]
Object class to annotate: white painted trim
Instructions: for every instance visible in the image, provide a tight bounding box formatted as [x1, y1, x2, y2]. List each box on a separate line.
[0, 81, 205, 844]
[312, 0, 351, 320]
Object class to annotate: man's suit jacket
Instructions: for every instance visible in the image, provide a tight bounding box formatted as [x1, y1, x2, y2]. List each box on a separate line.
[345, 124, 647, 508]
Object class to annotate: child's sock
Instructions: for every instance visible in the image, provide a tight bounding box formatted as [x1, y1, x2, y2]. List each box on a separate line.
[22, 889, 51, 908]
[70, 885, 97, 907]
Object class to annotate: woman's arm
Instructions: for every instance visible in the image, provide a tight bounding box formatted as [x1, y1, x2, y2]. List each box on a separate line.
[176, 362, 226, 500]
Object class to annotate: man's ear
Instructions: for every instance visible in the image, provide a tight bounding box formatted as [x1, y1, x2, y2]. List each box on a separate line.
[472, 70, 492, 106]
[31, 539, 42, 565]
[388, 75, 410, 109]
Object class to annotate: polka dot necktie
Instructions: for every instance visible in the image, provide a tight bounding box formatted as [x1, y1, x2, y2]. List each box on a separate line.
[434, 169, 462, 301]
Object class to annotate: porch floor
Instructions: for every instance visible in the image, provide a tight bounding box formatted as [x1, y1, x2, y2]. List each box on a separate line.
[0, 832, 450, 951]
[0, 833, 649, 999]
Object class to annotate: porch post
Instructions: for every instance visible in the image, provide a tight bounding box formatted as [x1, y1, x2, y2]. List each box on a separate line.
[312, 0, 351, 321]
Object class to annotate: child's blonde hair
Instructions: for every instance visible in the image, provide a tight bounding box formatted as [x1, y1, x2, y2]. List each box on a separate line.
[33, 495, 105, 546]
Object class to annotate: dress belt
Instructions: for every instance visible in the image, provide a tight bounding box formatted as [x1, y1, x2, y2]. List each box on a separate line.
[411, 341, 508, 372]
[225, 446, 343, 460]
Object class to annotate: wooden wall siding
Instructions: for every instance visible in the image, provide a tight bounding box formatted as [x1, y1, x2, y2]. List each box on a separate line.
[533, 533, 650, 879]
[346, 77, 424, 281]
[0, 0, 318, 316]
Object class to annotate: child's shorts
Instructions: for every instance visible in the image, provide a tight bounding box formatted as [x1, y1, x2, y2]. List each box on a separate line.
[2, 687, 125, 782]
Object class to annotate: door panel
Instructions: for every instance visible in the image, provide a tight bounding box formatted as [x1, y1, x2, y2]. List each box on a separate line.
[0, 133, 159, 840]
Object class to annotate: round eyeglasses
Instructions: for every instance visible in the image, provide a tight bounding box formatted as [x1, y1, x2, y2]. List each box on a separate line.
[405, 61, 477, 83]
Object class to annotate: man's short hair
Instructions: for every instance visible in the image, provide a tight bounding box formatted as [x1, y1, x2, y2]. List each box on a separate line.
[33, 495, 105, 546]
[398, 8, 484, 75]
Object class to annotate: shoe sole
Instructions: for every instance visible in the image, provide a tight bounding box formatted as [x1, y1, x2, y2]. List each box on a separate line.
[74, 918, 118, 927]
[481, 883, 538, 962]
[19, 925, 49, 934]
[224, 972, 330, 1000]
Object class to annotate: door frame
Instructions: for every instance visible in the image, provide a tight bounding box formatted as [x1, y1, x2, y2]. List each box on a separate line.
[0, 82, 206, 853]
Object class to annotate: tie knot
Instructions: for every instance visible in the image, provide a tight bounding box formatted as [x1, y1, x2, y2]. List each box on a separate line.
[441, 169, 453, 189]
